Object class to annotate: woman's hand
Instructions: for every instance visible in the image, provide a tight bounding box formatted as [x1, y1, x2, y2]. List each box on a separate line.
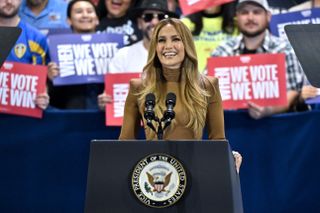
[232, 151, 242, 174]
[35, 93, 49, 110]
[97, 92, 112, 111]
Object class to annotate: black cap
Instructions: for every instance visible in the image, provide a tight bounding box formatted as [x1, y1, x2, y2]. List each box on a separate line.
[131, 0, 179, 19]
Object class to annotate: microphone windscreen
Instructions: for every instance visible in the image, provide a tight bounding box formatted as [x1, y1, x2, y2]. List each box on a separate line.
[166, 92, 176, 103]
[146, 93, 155, 102]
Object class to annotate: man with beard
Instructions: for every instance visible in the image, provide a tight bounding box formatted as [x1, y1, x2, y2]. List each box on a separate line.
[212, 0, 303, 119]
[97, 0, 178, 110]
[0, 0, 49, 109]
[19, 0, 68, 29]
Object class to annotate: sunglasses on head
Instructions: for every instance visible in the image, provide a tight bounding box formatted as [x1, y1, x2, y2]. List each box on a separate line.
[141, 13, 169, 22]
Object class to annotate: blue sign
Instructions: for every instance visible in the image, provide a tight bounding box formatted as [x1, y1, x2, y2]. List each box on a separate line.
[48, 33, 123, 86]
[270, 8, 320, 38]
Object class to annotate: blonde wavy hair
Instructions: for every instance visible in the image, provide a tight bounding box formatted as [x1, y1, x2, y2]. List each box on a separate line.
[138, 18, 210, 139]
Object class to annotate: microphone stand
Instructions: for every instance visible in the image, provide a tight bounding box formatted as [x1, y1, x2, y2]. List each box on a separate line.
[146, 119, 156, 133]
[155, 115, 173, 140]
[162, 117, 172, 132]
[155, 117, 164, 140]
[144, 114, 164, 140]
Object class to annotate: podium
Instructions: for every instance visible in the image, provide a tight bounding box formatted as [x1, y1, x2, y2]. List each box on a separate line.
[85, 140, 243, 213]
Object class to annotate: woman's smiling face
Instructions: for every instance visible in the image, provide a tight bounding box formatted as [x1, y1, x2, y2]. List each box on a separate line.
[156, 24, 185, 70]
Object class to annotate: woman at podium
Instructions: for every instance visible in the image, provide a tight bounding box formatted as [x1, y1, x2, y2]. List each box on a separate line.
[120, 18, 224, 140]
[119, 18, 241, 170]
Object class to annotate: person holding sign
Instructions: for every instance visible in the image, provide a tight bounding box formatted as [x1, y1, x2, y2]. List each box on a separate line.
[212, 0, 304, 119]
[48, 0, 99, 81]
[47, 0, 108, 109]
[182, 2, 238, 72]
[0, 0, 49, 110]
[118, 18, 242, 172]
[97, 0, 179, 110]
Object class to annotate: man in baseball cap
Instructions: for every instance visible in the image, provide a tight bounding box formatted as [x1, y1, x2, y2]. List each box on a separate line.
[109, 0, 178, 74]
[131, 0, 179, 19]
[237, 0, 270, 11]
[212, 0, 303, 119]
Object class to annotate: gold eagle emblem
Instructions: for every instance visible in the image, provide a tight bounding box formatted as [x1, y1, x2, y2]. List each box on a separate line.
[147, 172, 172, 193]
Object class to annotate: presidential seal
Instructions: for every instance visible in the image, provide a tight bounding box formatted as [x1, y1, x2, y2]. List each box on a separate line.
[131, 153, 187, 208]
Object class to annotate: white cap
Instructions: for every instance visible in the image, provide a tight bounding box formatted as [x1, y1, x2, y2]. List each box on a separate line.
[237, 0, 270, 11]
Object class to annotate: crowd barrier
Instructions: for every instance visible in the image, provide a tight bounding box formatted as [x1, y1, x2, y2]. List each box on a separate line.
[1, 109, 319, 213]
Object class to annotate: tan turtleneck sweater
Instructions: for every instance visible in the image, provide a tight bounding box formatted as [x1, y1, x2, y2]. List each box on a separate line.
[119, 68, 225, 140]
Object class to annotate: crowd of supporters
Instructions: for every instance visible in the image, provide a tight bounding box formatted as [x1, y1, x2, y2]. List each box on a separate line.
[1, 0, 319, 119]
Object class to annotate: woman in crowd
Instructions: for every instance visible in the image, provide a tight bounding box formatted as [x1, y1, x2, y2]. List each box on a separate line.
[47, 0, 109, 109]
[96, 0, 142, 45]
[119, 18, 241, 171]
[182, 2, 237, 72]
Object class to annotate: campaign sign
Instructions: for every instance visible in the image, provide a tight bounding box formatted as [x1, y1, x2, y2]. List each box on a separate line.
[39, 28, 72, 36]
[105, 73, 140, 126]
[207, 53, 287, 109]
[305, 88, 320, 104]
[270, 8, 320, 38]
[306, 96, 320, 104]
[0, 62, 47, 118]
[179, 0, 234, 16]
[48, 33, 123, 86]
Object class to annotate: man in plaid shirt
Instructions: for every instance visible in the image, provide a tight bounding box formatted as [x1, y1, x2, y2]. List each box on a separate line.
[212, 0, 304, 119]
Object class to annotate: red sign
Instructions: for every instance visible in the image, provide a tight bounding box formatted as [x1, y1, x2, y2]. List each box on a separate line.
[207, 53, 287, 109]
[179, 0, 235, 16]
[0, 62, 47, 118]
[105, 73, 140, 126]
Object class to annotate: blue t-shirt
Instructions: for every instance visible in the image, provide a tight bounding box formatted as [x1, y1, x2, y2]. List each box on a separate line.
[19, 0, 68, 29]
[6, 20, 49, 65]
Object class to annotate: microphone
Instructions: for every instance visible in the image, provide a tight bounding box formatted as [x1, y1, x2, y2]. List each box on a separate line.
[144, 93, 156, 132]
[162, 92, 176, 129]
